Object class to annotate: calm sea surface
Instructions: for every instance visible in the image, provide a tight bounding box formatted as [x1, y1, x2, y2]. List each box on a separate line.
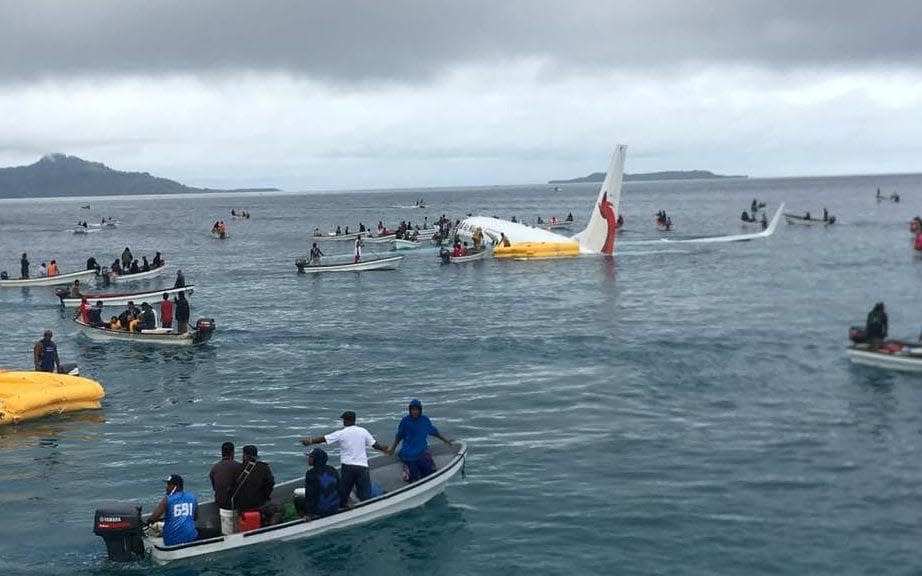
[2, 173, 922, 575]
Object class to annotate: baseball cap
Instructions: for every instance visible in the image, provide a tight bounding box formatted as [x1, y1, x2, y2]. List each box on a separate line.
[164, 474, 184, 488]
[340, 410, 356, 421]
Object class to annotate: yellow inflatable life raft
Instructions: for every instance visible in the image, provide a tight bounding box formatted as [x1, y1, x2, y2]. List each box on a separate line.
[0, 371, 105, 425]
[492, 241, 580, 260]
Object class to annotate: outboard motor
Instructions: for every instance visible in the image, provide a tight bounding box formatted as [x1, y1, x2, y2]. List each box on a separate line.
[295, 258, 306, 274]
[93, 503, 145, 562]
[195, 318, 216, 334]
[848, 326, 866, 344]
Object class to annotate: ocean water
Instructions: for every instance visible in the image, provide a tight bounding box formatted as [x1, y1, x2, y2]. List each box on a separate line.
[2, 173, 922, 575]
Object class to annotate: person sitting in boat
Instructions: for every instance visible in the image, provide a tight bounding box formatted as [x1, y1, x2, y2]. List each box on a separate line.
[108, 315, 122, 330]
[210, 442, 244, 535]
[129, 259, 141, 274]
[499, 232, 511, 247]
[460, 242, 470, 256]
[140, 302, 156, 330]
[69, 279, 83, 298]
[313, 227, 322, 237]
[233, 445, 279, 526]
[760, 212, 768, 230]
[335, 225, 342, 236]
[294, 448, 342, 521]
[823, 208, 829, 222]
[144, 474, 199, 546]
[33, 330, 60, 373]
[804, 211, 811, 220]
[566, 212, 574, 222]
[387, 399, 454, 482]
[309, 243, 324, 264]
[152, 251, 164, 268]
[865, 302, 888, 349]
[89, 300, 104, 327]
[38, 262, 48, 277]
[359, 222, 366, 233]
[128, 310, 142, 333]
[451, 242, 463, 258]
[86, 256, 99, 272]
[118, 301, 136, 331]
[741, 210, 750, 222]
[536, 216, 544, 224]
[48, 260, 58, 277]
[110, 258, 122, 276]
[141, 256, 150, 272]
[511, 216, 518, 223]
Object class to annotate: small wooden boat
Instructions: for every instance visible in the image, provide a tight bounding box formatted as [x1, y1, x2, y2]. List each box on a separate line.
[364, 234, 397, 244]
[295, 255, 403, 273]
[0, 268, 98, 288]
[450, 248, 488, 263]
[75, 317, 215, 346]
[107, 265, 168, 285]
[847, 343, 922, 372]
[393, 239, 425, 250]
[784, 213, 836, 226]
[58, 285, 194, 308]
[0, 370, 105, 425]
[93, 441, 467, 564]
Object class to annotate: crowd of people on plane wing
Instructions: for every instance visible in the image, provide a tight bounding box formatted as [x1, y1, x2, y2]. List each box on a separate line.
[149, 401, 454, 545]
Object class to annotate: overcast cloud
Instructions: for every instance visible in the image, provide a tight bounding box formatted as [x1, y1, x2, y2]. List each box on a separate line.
[1, 1, 921, 189]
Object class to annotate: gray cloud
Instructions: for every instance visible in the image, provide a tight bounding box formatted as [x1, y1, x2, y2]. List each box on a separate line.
[2, 1, 921, 84]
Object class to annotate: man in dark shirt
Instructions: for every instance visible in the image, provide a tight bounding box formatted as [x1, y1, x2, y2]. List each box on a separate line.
[175, 291, 190, 334]
[88, 300, 104, 327]
[232, 445, 277, 525]
[209, 442, 244, 535]
[295, 448, 341, 520]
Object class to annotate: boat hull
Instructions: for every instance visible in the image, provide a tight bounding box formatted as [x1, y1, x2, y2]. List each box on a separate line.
[449, 249, 488, 263]
[144, 441, 466, 564]
[108, 265, 168, 285]
[75, 318, 214, 346]
[0, 268, 98, 288]
[296, 256, 403, 273]
[0, 371, 105, 425]
[784, 214, 834, 226]
[847, 346, 922, 372]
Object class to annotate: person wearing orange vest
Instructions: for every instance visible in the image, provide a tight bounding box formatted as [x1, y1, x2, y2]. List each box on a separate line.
[47, 260, 59, 276]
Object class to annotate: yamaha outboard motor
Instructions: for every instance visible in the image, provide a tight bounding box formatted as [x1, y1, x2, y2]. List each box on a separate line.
[93, 503, 145, 562]
[848, 326, 866, 344]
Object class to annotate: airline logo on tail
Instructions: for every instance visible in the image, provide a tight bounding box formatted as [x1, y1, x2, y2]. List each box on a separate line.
[598, 191, 617, 255]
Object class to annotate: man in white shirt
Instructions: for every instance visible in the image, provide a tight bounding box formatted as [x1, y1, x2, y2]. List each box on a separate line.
[301, 410, 389, 506]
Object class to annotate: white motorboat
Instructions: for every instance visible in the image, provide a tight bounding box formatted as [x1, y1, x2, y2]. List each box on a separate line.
[93, 442, 467, 565]
[295, 255, 403, 273]
[75, 317, 215, 346]
[847, 342, 922, 372]
[784, 213, 836, 226]
[72, 226, 100, 234]
[311, 231, 366, 242]
[449, 249, 489, 263]
[107, 265, 168, 285]
[58, 285, 194, 308]
[393, 239, 425, 250]
[0, 268, 98, 288]
[364, 234, 396, 244]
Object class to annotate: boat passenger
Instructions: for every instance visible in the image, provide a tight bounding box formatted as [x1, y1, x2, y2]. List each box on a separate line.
[142, 256, 150, 272]
[451, 243, 462, 257]
[108, 316, 122, 330]
[301, 410, 390, 506]
[121, 247, 133, 270]
[761, 212, 768, 230]
[210, 442, 244, 535]
[128, 310, 141, 333]
[129, 259, 140, 274]
[48, 260, 58, 277]
[460, 242, 469, 256]
[823, 208, 829, 222]
[537, 216, 544, 224]
[89, 300, 104, 327]
[387, 399, 454, 482]
[804, 211, 811, 220]
[152, 252, 163, 268]
[335, 225, 342, 236]
[566, 212, 574, 222]
[70, 279, 83, 298]
[144, 474, 199, 546]
[110, 258, 122, 276]
[354, 237, 362, 264]
[741, 210, 750, 222]
[160, 293, 174, 329]
[472, 227, 483, 250]
[499, 232, 511, 247]
[175, 291, 190, 334]
[232, 445, 278, 526]
[33, 330, 60, 373]
[295, 448, 342, 520]
[77, 296, 90, 324]
[38, 262, 48, 277]
[140, 302, 156, 330]
[20, 253, 29, 279]
[865, 302, 888, 349]
[309, 243, 324, 264]
[118, 301, 135, 330]
[86, 256, 99, 272]
[174, 269, 186, 288]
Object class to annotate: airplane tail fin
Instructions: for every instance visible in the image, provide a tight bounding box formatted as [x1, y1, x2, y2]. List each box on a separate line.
[575, 145, 626, 255]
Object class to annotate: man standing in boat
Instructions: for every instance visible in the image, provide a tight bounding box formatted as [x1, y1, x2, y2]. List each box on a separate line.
[301, 411, 390, 506]
[354, 237, 363, 263]
[33, 330, 60, 373]
[175, 291, 190, 334]
[20, 252, 29, 279]
[387, 399, 454, 482]
[865, 302, 888, 349]
[160, 293, 174, 329]
[209, 442, 244, 535]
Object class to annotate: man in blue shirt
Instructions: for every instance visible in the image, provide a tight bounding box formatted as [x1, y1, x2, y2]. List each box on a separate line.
[387, 399, 454, 482]
[145, 474, 198, 546]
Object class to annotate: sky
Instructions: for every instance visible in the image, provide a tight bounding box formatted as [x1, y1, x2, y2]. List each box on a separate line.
[1, 0, 921, 191]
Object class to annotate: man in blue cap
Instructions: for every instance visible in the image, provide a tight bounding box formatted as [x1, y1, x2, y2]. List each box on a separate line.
[295, 448, 342, 520]
[387, 399, 454, 482]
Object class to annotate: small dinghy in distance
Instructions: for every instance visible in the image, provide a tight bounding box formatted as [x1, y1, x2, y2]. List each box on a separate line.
[57, 285, 194, 308]
[846, 326, 922, 372]
[75, 317, 215, 346]
[92, 441, 467, 565]
[784, 213, 836, 226]
[295, 255, 404, 273]
[0, 268, 98, 288]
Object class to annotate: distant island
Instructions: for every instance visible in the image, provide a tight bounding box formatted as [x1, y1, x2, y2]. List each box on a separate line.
[549, 170, 746, 184]
[0, 154, 278, 199]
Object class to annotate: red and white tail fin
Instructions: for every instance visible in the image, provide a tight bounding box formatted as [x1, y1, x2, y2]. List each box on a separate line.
[575, 145, 626, 255]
